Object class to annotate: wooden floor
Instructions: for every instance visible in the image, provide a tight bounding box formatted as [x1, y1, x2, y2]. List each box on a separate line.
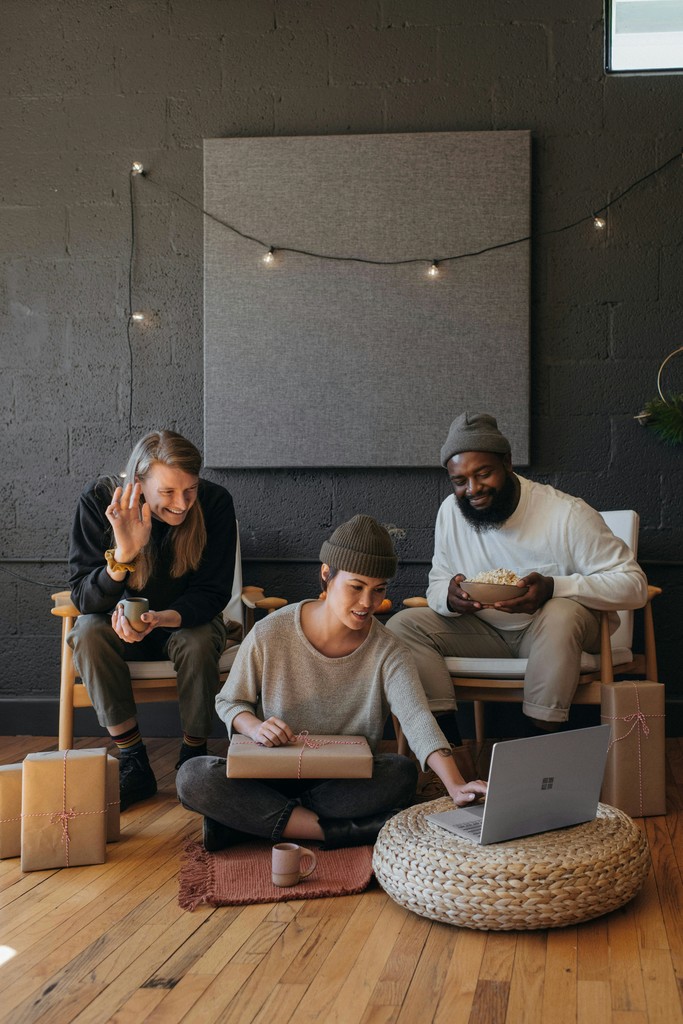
[1, 734, 683, 1024]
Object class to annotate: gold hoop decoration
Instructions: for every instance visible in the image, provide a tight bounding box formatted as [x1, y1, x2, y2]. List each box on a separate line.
[657, 344, 683, 403]
[635, 345, 683, 446]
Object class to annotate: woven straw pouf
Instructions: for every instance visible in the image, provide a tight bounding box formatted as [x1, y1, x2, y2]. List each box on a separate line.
[373, 798, 649, 931]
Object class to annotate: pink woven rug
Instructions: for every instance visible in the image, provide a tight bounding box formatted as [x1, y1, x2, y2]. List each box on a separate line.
[178, 840, 375, 910]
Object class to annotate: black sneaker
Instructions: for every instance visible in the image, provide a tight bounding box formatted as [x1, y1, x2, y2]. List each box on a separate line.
[119, 749, 157, 811]
[175, 741, 208, 770]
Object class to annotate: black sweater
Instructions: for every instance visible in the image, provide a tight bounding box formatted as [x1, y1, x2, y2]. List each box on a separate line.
[68, 478, 237, 629]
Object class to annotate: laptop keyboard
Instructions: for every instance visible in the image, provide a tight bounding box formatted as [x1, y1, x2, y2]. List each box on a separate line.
[454, 818, 483, 838]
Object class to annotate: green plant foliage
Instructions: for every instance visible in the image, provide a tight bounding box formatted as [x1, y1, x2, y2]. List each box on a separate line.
[642, 395, 683, 446]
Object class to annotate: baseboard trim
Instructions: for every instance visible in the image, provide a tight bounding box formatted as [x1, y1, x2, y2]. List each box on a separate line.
[3, 696, 683, 740]
[0, 698, 227, 740]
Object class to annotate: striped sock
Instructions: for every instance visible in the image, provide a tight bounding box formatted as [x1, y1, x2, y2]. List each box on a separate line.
[182, 733, 206, 747]
[113, 724, 143, 754]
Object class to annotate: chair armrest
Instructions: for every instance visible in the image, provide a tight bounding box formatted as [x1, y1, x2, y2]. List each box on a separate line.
[241, 586, 287, 614]
[403, 596, 428, 608]
[647, 584, 662, 601]
[51, 591, 80, 618]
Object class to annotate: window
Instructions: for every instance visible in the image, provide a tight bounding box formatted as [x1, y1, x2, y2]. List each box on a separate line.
[607, 0, 683, 71]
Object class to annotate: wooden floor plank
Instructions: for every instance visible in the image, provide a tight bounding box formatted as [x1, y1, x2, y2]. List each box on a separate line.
[285, 892, 393, 1024]
[577, 917, 610, 982]
[577, 980, 611, 1024]
[324, 897, 410, 1024]
[607, 904, 648, 1013]
[395, 922, 460, 1024]
[504, 932, 546, 1024]
[368, 908, 432, 1012]
[640, 948, 683, 1022]
[433, 928, 487, 1024]
[3, 735, 683, 1024]
[542, 928, 578, 1024]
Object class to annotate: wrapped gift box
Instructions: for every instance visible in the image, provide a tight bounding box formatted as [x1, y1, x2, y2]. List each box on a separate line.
[106, 755, 120, 843]
[21, 749, 108, 871]
[227, 734, 373, 779]
[0, 763, 23, 859]
[601, 681, 666, 818]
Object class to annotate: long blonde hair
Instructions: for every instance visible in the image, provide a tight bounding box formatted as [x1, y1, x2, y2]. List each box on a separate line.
[122, 431, 207, 590]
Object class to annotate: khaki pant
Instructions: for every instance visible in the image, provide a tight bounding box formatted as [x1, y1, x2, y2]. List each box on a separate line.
[385, 598, 601, 723]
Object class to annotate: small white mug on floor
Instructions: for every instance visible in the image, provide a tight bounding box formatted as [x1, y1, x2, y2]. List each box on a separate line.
[271, 842, 317, 887]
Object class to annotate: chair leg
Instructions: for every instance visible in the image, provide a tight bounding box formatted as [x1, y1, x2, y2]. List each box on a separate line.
[643, 600, 658, 682]
[473, 701, 486, 744]
[58, 615, 76, 750]
[599, 612, 614, 685]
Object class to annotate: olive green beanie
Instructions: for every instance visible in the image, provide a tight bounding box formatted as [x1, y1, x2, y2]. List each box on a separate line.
[319, 515, 398, 579]
[440, 411, 511, 467]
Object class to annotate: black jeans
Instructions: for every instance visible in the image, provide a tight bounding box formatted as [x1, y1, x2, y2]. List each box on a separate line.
[176, 753, 418, 841]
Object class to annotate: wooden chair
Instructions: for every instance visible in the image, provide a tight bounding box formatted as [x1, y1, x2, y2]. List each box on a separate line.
[397, 510, 661, 747]
[51, 528, 286, 749]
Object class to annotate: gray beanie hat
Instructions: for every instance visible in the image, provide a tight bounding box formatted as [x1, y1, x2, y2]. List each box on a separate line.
[440, 412, 511, 467]
[319, 515, 398, 579]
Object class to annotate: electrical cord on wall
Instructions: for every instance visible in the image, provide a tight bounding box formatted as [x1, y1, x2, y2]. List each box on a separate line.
[139, 148, 682, 266]
[0, 564, 69, 590]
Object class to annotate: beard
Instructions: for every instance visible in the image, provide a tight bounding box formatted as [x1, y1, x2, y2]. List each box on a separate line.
[456, 472, 519, 532]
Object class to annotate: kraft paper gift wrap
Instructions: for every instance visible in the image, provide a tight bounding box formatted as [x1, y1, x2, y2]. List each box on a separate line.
[0, 763, 23, 859]
[601, 681, 666, 818]
[21, 748, 108, 871]
[227, 734, 373, 779]
[106, 755, 120, 842]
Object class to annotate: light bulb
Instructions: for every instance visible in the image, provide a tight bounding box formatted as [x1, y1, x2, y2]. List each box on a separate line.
[130, 311, 145, 322]
[428, 261, 439, 277]
[593, 216, 606, 230]
[131, 161, 145, 176]
[263, 247, 275, 264]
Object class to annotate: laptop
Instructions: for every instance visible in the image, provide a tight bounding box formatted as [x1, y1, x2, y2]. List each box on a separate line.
[426, 725, 610, 845]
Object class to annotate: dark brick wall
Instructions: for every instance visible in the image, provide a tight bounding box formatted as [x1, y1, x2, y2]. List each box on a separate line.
[2, 0, 681, 727]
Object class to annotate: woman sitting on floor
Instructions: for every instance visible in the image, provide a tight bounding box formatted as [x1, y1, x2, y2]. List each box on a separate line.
[176, 515, 487, 850]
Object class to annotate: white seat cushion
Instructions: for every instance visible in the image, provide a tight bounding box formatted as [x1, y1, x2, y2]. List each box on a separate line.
[445, 647, 634, 679]
[126, 642, 241, 680]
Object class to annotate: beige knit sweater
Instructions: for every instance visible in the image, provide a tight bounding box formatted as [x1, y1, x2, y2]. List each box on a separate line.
[215, 601, 448, 769]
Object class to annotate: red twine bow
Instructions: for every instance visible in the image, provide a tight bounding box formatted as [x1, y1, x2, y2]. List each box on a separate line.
[293, 731, 365, 780]
[603, 683, 665, 817]
[9, 750, 110, 867]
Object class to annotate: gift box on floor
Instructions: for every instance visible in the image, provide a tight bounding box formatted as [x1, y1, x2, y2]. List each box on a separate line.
[227, 734, 373, 779]
[601, 681, 666, 818]
[21, 749, 108, 871]
[0, 763, 23, 859]
[106, 755, 120, 843]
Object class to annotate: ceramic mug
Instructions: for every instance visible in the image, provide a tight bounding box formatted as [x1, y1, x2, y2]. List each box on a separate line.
[122, 597, 149, 632]
[271, 842, 317, 887]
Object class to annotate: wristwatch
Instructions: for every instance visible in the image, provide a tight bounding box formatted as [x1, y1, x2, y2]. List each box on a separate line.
[104, 548, 137, 573]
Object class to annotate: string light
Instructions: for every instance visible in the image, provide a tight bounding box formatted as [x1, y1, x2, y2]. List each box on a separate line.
[131, 161, 145, 176]
[134, 149, 681, 273]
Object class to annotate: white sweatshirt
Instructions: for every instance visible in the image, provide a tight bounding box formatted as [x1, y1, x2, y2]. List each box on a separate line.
[427, 476, 648, 633]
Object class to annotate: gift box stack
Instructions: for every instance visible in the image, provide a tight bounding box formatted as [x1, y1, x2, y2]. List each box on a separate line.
[601, 681, 666, 818]
[0, 749, 120, 871]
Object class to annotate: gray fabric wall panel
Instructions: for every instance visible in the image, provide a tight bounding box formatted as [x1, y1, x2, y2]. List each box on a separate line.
[204, 131, 530, 467]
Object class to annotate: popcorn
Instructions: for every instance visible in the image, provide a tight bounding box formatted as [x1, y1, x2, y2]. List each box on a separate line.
[467, 568, 522, 585]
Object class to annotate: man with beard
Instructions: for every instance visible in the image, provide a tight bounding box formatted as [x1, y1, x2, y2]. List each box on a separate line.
[386, 412, 648, 732]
